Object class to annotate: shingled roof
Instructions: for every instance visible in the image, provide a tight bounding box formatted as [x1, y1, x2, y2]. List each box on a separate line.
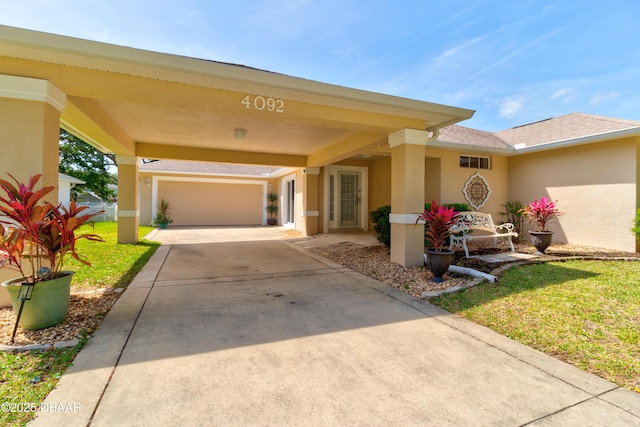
[437, 125, 510, 149]
[438, 113, 640, 151]
[496, 113, 640, 147]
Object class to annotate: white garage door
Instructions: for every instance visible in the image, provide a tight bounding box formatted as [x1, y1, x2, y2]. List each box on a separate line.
[158, 181, 263, 226]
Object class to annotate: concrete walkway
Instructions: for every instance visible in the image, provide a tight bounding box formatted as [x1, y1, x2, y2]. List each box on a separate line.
[32, 227, 640, 426]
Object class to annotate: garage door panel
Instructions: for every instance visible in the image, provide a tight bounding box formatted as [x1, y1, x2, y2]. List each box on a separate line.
[159, 181, 263, 226]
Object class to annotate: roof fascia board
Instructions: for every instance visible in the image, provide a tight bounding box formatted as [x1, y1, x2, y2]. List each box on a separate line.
[139, 168, 292, 179]
[429, 140, 515, 155]
[136, 142, 307, 167]
[513, 126, 640, 154]
[0, 25, 474, 126]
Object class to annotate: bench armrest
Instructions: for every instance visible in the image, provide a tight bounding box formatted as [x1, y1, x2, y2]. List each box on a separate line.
[495, 222, 515, 234]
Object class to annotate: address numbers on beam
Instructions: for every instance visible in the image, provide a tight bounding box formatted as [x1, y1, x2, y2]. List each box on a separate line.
[241, 95, 284, 113]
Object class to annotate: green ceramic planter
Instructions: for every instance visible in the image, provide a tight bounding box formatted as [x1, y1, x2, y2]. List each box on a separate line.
[2, 272, 73, 330]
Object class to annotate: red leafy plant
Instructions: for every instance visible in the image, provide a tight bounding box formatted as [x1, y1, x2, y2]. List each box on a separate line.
[0, 174, 104, 284]
[416, 201, 459, 252]
[521, 196, 563, 232]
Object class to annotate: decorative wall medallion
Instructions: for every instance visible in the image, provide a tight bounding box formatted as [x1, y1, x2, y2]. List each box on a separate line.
[462, 172, 491, 210]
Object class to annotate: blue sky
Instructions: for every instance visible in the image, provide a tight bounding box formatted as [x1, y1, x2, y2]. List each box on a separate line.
[3, 0, 639, 131]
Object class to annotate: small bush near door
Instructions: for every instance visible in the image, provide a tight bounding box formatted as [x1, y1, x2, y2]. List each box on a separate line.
[370, 205, 391, 247]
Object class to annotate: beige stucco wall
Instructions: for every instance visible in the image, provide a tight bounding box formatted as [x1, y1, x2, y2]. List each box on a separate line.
[509, 138, 638, 252]
[366, 148, 510, 221]
[425, 148, 509, 218]
[369, 157, 392, 218]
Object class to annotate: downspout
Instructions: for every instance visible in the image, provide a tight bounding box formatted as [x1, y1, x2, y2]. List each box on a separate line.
[425, 127, 440, 142]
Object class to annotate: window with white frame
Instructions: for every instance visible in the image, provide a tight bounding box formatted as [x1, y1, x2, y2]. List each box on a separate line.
[460, 155, 490, 169]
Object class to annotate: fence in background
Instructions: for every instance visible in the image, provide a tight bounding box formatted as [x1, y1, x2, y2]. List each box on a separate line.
[78, 202, 117, 222]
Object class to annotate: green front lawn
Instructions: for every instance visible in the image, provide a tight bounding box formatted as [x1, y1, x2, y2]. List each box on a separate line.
[430, 260, 640, 392]
[1, 223, 160, 426]
[66, 222, 159, 289]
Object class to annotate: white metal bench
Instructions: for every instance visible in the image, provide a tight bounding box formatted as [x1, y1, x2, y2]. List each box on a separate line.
[449, 211, 518, 258]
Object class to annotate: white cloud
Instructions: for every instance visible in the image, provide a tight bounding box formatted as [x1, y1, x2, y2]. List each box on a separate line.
[499, 98, 523, 118]
[590, 91, 619, 105]
[550, 88, 576, 104]
[432, 36, 486, 66]
[550, 88, 570, 99]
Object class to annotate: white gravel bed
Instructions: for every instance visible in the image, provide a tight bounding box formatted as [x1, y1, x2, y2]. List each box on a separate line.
[313, 245, 472, 299]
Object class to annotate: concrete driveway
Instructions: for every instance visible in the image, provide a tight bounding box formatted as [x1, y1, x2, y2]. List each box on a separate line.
[33, 227, 640, 426]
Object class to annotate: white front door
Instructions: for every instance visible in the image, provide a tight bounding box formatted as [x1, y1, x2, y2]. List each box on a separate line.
[338, 172, 361, 228]
[325, 165, 368, 232]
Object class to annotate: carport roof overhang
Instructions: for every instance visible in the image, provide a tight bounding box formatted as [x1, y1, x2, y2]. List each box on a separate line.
[0, 25, 475, 168]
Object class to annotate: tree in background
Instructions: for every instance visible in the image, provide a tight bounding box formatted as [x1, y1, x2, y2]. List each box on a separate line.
[59, 129, 117, 202]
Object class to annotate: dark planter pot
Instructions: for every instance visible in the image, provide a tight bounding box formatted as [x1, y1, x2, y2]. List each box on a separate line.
[2, 272, 74, 330]
[158, 223, 168, 229]
[425, 248, 454, 283]
[267, 218, 278, 226]
[529, 231, 553, 254]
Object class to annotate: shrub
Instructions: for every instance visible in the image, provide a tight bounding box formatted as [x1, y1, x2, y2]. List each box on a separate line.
[633, 208, 640, 240]
[521, 196, 563, 232]
[416, 202, 459, 251]
[500, 200, 526, 241]
[437, 202, 471, 212]
[423, 202, 469, 247]
[370, 205, 391, 247]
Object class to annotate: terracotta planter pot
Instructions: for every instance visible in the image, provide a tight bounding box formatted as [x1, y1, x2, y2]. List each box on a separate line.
[529, 231, 553, 254]
[425, 248, 454, 283]
[2, 272, 73, 330]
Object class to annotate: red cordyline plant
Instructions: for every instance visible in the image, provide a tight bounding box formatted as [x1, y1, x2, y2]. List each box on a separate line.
[416, 201, 459, 252]
[0, 173, 104, 284]
[521, 196, 563, 232]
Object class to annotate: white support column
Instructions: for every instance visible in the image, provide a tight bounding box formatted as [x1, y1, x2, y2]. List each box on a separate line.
[389, 129, 429, 267]
[0, 74, 66, 199]
[0, 75, 66, 306]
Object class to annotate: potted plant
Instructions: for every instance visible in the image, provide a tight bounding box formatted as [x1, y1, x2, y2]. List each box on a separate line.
[266, 193, 278, 226]
[152, 199, 173, 229]
[0, 174, 103, 331]
[416, 201, 459, 282]
[521, 196, 563, 254]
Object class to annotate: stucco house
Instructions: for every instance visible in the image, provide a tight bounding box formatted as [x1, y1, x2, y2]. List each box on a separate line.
[58, 172, 85, 209]
[0, 24, 639, 278]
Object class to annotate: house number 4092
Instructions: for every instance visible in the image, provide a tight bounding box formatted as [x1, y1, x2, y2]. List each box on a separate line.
[241, 95, 284, 113]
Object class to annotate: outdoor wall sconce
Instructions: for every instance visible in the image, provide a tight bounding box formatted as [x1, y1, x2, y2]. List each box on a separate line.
[145, 178, 151, 187]
[234, 128, 247, 138]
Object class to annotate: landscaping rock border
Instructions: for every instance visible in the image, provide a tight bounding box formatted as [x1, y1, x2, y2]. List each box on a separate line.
[0, 288, 123, 352]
